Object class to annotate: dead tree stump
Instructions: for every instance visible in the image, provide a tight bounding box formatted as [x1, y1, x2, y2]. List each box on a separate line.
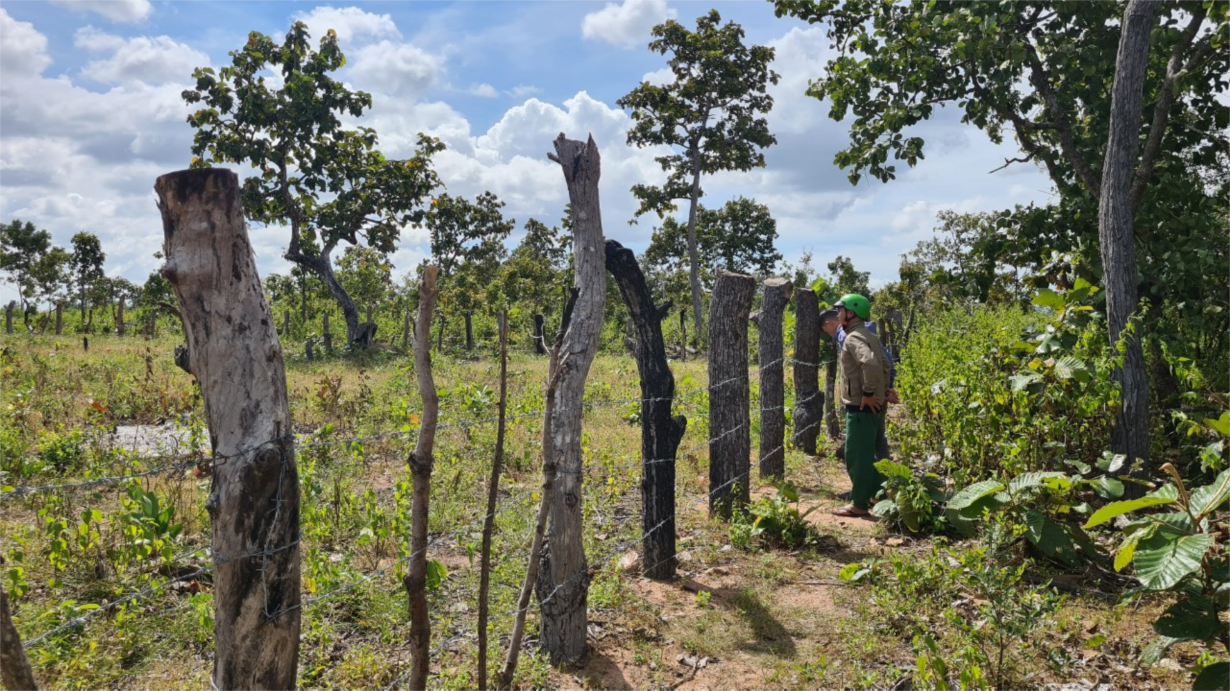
[606, 240, 686, 580]
[54, 303, 62, 335]
[537, 134, 606, 666]
[758, 277, 792, 478]
[116, 296, 125, 336]
[533, 314, 547, 354]
[156, 168, 300, 691]
[792, 288, 821, 454]
[4, 302, 13, 335]
[708, 269, 755, 518]
[322, 312, 333, 354]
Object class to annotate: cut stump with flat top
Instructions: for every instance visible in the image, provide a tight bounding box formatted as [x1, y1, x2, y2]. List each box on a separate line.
[155, 168, 300, 691]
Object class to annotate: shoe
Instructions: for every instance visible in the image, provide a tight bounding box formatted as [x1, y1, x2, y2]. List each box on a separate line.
[836, 490, 852, 500]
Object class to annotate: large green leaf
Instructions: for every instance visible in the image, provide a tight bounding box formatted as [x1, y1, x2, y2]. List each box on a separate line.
[1032, 288, 1064, 311]
[1205, 411, 1230, 437]
[947, 480, 1005, 510]
[1009, 471, 1067, 495]
[1153, 596, 1222, 642]
[1134, 532, 1214, 591]
[1194, 662, 1229, 691]
[1023, 509, 1080, 567]
[1083, 495, 1177, 529]
[1189, 468, 1230, 517]
[1141, 635, 1187, 666]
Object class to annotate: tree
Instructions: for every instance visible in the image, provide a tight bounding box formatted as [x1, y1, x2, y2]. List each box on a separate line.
[336, 245, 391, 312]
[424, 192, 513, 349]
[182, 21, 443, 346]
[903, 211, 1031, 307]
[826, 255, 870, 298]
[772, 0, 1228, 478]
[70, 232, 106, 328]
[618, 10, 779, 343]
[497, 218, 569, 314]
[644, 197, 781, 313]
[0, 219, 54, 323]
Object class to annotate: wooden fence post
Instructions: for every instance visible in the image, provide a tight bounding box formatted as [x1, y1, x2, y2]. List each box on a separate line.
[54, 303, 62, 335]
[322, 312, 332, 354]
[606, 240, 686, 579]
[156, 168, 300, 690]
[792, 288, 822, 455]
[402, 306, 412, 349]
[758, 277, 792, 479]
[1, 580, 38, 691]
[679, 308, 687, 361]
[476, 312, 508, 690]
[537, 134, 606, 666]
[533, 314, 546, 354]
[708, 270, 755, 518]
[4, 302, 12, 335]
[283, 309, 290, 337]
[464, 313, 474, 351]
[116, 296, 125, 336]
[405, 266, 440, 691]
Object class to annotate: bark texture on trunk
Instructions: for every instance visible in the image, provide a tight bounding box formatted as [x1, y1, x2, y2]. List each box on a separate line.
[1, 585, 37, 691]
[155, 168, 299, 691]
[537, 134, 607, 666]
[322, 312, 332, 353]
[54, 303, 62, 335]
[605, 240, 686, 580]
[792, 288, 821, 455]
[477, 312, 508, 690]
[684, 143, 705, 346]
[116, 296, 125, 336]
[758, 278, 792, 479]
[405, 266, 440, 691]
[5, 303, 12, 335]
[708, 269, 755, 518]
[402, 307, 412, 349]
[464, 312, 474, 350]
[1099, 0, 1160, 494]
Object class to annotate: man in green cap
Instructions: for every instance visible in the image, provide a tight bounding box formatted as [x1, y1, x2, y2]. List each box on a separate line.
[830, 293, 891, 517]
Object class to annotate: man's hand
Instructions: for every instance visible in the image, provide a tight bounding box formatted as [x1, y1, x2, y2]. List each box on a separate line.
[859, 395, 882, 413]
[886, 389, 900, 405]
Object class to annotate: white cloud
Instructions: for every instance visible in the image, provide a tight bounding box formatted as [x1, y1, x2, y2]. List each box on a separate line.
[75, 27, 210, 85]
[50, 0, 151, 23]
[0, 9, 52, 78]
[468, 83, 498, 98]
[350, 41, 441, 96]
[581, 0, 675, 49]
[292, 6, 401, 45]
[508, 85, 542, 99]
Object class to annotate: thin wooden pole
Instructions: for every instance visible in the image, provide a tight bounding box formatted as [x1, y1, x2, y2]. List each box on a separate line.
[477, 312, 508, 690]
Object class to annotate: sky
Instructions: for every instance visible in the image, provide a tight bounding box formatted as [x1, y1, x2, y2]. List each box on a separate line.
[0, 0, 1059, 302]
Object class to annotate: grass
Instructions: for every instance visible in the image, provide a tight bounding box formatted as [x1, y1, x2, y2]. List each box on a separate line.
[0, 333, 1195, 690]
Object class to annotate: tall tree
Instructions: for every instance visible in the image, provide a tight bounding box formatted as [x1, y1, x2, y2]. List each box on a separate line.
[182, 22, 442, 346]
[496, 218, 569, 315]
[618, 10, 779, 343]
[826, 255, 870, 298]
[644, 196, 782, 289]
[424, 192, 513, 348]
[772, 0, 1228, 477]
[70, 232, 106, 327]
[0, 219, 53, 323]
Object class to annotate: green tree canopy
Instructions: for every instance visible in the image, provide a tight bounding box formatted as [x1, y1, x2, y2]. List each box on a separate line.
[182, 21, 443, 345]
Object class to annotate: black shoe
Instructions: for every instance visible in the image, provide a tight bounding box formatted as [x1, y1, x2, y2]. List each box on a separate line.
[836, 490, 852, 500]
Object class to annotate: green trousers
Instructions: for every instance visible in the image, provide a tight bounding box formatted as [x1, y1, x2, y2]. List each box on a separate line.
[845, 409, 885, 509]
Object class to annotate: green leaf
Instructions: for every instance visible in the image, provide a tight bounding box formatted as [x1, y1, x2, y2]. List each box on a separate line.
[1204, 411, 1230, 437]
[947, 480, 1005, 510]
[1189, 468, 1230, 517]
[1153, 596, 1222, 642]
[1032, 288, 1063, 311]
[1194, 662, 1229, 691]
[1140, 635, 1185, 666]
[1134, 532, 1214, 591]
[1083, 495, 1177, 529]
[1023, 510, 1080, 566]
[425, 560, 447, 591]
[1010, 471, 1068, 495]
[1084, 477, 1125, 499]
[839, 562, 873, 582]
[1113, 533, 1139, 572]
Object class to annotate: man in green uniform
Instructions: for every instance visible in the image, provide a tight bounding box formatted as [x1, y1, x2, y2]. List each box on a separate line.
[830, 293, 891, 517]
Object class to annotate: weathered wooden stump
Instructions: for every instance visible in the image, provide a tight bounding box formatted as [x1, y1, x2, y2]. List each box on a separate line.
[758, 277, 792, 478]
[792, 288, 821, 454]
[708, 269, 755, 518]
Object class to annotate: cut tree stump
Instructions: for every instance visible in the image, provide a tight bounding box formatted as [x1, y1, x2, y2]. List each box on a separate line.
[792, 287, 821, 455]
[758, 277, 792, 479]
[605, 239, 686, 580]
[708, 269, 755, 518]
[156, 168, 300, 691]
[537, 134, 606, 666]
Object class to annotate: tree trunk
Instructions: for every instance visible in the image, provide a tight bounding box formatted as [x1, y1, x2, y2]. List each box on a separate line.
[758, 278, 792, 479]
[605, 240, 686, 580]
[792, 288, 821, 455]
[80, 284, 87, 326]
[464, 312, 474, 351]
[533, 314, 547, 355]
[54, 303, 62, 335]
[708, 269, 755, 519]
[498, 297, 572, 689]
[290, 249, 363, 346]
[282, 310, 290, 337]
[437, 314, 445, 350]
[1, 584, 37, 691]
[1100, 0, 1160, 495]
[537, 134, 607, 666]
[679, 309, 687, 361]
[684, 143, 705, 345]
[116, 296, 125, 336]
[322, 312, 332, 354]
[404, 266, 440, 691]
[155, 168, 299, 691]
[4, 303, 12, 335]
[477, 312, 508, 690]
[824, 353, 839, 439]
[402, 306, 413, 349]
